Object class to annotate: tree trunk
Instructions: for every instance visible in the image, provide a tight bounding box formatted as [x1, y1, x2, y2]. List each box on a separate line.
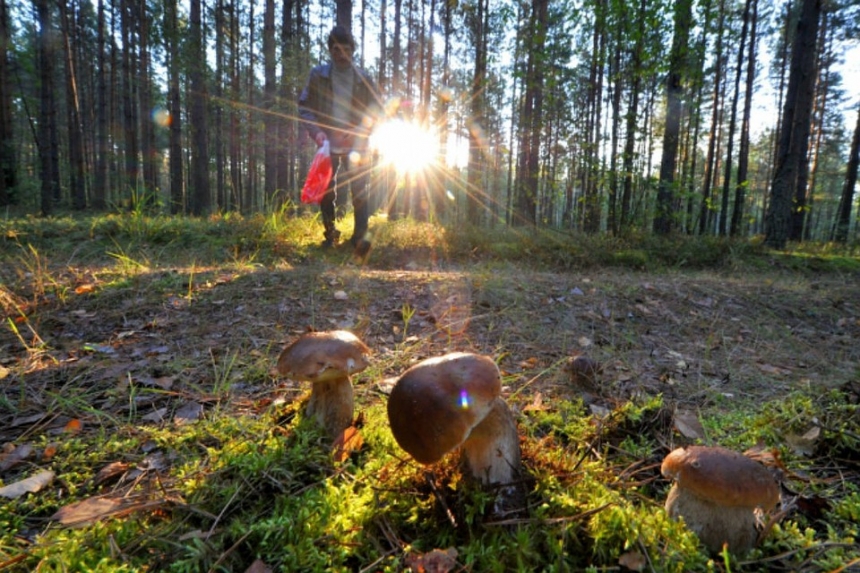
[92, 0, 108, 210]
[263, 0, 277, 203]
[731, 0, 758, 236]
[718, 0, 750, 236]
[189, 0, 210, 215]
[59, 0, 87, 210]
[0, 0, 16, 206]
[466, 0, 489, 224]
[336, 0, 351, 30]
[833, 104, 859, 243]
[698, 0, 726, 235]
[620, 0, 647, 232]
[138, 0, 156, 206]
[654, 0, 693, 235]
[121, 0, 139, 207]
[765, 0, 821, 249]
[166, 0, 183, 213]
[36, 0, 60, 215]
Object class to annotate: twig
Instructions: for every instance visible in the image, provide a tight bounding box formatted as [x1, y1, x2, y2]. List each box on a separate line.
[207, 530, 252, 573]
[424, 470, 457, 528]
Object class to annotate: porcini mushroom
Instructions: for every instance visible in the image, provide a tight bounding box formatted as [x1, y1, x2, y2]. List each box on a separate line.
[276, 330, 370, 437]
[661, 445, 779, 554]
[386, 352, 521, 486]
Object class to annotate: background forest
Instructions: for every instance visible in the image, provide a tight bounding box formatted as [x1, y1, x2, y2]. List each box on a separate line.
[0, 0, 859, 245]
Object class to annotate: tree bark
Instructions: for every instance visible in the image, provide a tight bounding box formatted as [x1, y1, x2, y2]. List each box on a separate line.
[92, 0, 108, 210]
[59, 0, 87, 210]
[36, 0, 60, 215]
[0, 0, 16, 206]
[731, 0, 758, 236]
[166, 0, 183, 213]
[514, 0, 548, 226]
[718, 0, 750, 236]
[654, 0, 693, 235]
[765, 0, 821, 249]
[833, 105, 859, 243]
[188, 0, 210, 215]
[263, 0, 277, 202]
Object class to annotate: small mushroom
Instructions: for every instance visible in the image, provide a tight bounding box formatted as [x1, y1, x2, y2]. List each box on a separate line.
[661, 445, 780, 554]
[276, 330, 370, 437]
[387, 352, 521, 486]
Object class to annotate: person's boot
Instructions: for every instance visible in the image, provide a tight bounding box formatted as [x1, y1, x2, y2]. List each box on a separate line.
[321, 227, 341, 248]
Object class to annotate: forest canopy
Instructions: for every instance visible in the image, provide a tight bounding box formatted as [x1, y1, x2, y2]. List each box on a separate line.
[0, 0, 858, 246]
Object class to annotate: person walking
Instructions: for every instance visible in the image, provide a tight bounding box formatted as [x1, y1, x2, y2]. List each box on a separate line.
[298, 25, 381, 255]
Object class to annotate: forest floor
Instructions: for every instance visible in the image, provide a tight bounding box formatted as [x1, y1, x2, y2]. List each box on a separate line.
[1, 214, 859, 571]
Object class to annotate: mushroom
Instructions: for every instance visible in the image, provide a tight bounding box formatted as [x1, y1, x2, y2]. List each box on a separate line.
[661, 445, 780, 554]
[276, 330, 370, 437]
[386, 352, 521, 486]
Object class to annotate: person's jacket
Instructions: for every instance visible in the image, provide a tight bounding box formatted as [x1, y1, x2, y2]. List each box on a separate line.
[298, 62, 380, 150]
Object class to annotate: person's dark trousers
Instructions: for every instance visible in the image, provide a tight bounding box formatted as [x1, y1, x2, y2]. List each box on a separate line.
[320, 153, 370, 245]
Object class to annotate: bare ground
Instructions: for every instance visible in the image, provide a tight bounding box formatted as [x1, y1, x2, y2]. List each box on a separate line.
[2, 257, 858, 443]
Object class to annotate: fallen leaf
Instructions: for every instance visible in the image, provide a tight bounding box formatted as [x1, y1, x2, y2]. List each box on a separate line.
[244, 559, 273, 573]
[673, 409, 705, 440]
[64, 419, 84, 434]
[405, 548, 458, 573]
[42, 443, 58, 461]
[618, 550, 647, 571]
[0, 365, 9, 379]
[174, 402, 204, 425]
[93, 462, 131, 486]
[52, 496, 124, 526]
[785, 426, 821, 457]
[523, 392, 547, 412]
[757, 363, 792, 376]
[332, 426, 364, 463]
[74, 284, 96, 294]
[0, 443, 34, 472]
[0, 470, 55, 499]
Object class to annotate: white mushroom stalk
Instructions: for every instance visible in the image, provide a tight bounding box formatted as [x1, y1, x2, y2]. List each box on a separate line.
[276, 330, 370, 438]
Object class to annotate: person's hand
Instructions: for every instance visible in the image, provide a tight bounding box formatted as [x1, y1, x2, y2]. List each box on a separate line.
[315, 132, 327, 147]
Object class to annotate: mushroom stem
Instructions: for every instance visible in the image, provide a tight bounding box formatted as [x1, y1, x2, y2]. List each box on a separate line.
[305, 375, 354, 437]
[461, 398, 521, 485]
[665, 483, 759, 554]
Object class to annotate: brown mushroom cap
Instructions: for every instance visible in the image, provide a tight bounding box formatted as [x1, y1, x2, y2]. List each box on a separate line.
[661, 445, 779, 510]
[387, 352, 501, 465]
[277, 330, 370, 382]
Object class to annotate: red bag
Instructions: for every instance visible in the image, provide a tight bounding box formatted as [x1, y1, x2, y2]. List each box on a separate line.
[301, 141, 332, 204]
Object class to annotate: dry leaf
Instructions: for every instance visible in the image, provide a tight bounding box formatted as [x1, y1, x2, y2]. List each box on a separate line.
[74, 284, 96, 294]
[174, 402, 204, 425]
[93, 461, 131, 486]
[523, 392, 547, 412]
[244, 559, 273, 573]
[0, 470, 55, 499]
[332, 426, 364, 463]
[0, 443, 34, 472]
[618, 550, 647, 571]
[757, 363, 792, 376]
[42, 443, 59, 461]
[405, 548, 458, 573]
[52, 496, 125, 526]
[673, 409, 705, 440]
[785, 426, 821, 457]
[64, 419, 84, 434]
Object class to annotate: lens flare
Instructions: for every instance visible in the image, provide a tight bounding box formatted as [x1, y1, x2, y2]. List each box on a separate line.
[371, 119, 439, 175]
[459, 389, 471, 410]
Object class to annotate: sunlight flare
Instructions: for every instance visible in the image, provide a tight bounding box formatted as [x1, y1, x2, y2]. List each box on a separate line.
[371, 119, 439, 175]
